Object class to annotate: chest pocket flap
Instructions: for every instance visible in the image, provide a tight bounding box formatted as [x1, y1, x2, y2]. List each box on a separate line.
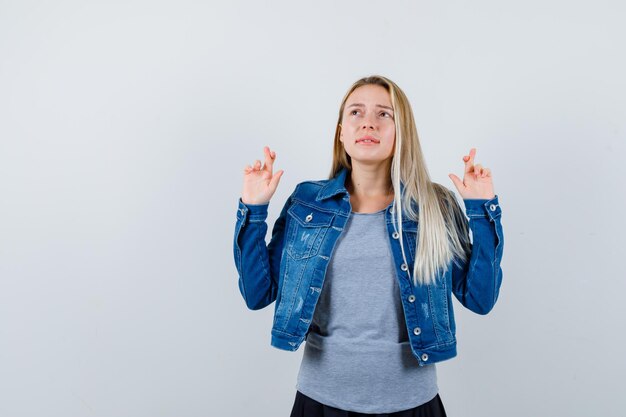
[285, 203, 336, 260]
[287, 203, 335, 228]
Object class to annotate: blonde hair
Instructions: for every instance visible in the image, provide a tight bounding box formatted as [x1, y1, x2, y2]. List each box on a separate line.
[329, 75, 470, 286]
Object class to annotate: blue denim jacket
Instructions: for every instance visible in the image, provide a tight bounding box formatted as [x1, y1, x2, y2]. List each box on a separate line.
[233, 167, 504, 366]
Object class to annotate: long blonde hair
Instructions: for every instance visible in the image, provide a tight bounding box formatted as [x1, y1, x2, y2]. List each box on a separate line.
[329, 75, 470, 286]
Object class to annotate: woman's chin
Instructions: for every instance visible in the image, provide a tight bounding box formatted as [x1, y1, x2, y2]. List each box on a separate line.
[349, 156, 393, 166]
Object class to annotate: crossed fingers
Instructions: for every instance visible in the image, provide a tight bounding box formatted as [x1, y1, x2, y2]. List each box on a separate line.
[463, 148, 491, 178]
[244, 146, 276, 173]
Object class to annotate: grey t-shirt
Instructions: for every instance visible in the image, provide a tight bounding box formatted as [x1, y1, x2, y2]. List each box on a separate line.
[295, 209, 438, 414]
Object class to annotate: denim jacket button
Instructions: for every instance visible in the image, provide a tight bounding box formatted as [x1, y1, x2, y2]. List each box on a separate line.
[408, 294, 416, 302]
[421, 353, 429, 361]
[489, 204, 497, 211]
[400, 263, 408, 271]
[413, 327, 421, 335]
[305, 213, 313, 222]
[392, 232, 399, 239]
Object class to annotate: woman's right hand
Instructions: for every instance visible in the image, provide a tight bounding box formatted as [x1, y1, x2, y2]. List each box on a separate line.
[241, 146, 285, 205]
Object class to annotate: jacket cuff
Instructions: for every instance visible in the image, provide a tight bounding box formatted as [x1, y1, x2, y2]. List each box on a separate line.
[463, 195, 501, 221]
[237, 198, 270, 223]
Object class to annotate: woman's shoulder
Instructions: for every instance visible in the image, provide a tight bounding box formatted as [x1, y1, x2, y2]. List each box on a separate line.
[431, 181, 454, 197]
[292, 171, 340, 193]
[430, 182, 463, 214]
[280, 177, 328, 200]
[291, 178, 331, 198]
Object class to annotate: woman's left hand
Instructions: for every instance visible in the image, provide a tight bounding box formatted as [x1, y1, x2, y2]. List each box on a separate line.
[448, 148, 496, 200]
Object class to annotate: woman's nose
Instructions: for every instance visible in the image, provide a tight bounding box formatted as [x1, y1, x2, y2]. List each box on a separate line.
[361, 115, 377, 130]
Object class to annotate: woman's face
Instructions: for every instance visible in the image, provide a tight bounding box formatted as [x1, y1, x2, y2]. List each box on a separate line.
[340, 84, 396, 165]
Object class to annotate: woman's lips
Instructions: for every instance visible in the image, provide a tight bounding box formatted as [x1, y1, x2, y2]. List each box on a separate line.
[356, 136, 379, 144]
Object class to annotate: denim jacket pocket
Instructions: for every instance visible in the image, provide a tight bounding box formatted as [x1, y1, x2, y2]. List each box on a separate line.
[285, 203, 336, 260]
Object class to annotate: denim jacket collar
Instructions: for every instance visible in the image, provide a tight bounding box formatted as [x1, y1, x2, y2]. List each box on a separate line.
[316, 167, 349, 201]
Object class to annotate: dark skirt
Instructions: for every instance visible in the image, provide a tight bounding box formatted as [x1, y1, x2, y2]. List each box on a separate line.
[289, 390, 447, 417]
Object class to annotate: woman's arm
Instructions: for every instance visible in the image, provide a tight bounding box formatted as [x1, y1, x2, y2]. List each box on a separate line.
[233, 145, 288, 310]
[233, 192, 294, 310]
[447, 147, 504, 314]
[450, 195, 504, 314]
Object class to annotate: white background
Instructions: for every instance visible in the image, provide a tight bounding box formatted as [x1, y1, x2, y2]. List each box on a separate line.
[1, 1, 625, 416]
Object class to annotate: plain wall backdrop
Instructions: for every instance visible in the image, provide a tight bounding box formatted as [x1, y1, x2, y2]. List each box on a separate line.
[1, 1, 625, 416]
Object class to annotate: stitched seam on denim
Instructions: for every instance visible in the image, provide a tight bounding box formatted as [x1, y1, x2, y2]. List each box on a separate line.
[421, 338, 456, 350]
[284, 217, 297, 260]
[405, 231, 416, 259]
[442, 281, 451, 335]
[493, 219, 504, 306]
[234, 221, 246, 300]
[246, 206, 267, 221]
[256, 221, 270, 286]
[290, 198, 340, 215]
[272, 328, 298, 336]
[311, 226, 329, 262]
[275, 259, 292, 330]
[488, 208, 500, 223]
[253, 222, 269, 306]
[427, 285, 442, 343]
[492, 257, 497, 306]
[287, 211, 335, 238]
[271, 330, 304, 346]
[432, 281, 452, 342]
[282, 258, 310, 332]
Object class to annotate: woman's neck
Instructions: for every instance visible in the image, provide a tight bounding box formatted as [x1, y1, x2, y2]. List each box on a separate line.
[346, 162, 394, 213]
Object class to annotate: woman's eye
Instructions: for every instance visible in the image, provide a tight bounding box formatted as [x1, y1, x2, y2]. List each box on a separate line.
[349, 109, 393, 118]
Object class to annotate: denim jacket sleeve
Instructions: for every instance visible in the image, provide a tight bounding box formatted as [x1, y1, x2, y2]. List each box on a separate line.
[449, 194, 504, 315]
[232, 189, 295, 310]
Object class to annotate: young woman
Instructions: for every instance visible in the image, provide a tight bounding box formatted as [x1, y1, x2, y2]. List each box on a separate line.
[233, 75, 504, 416]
